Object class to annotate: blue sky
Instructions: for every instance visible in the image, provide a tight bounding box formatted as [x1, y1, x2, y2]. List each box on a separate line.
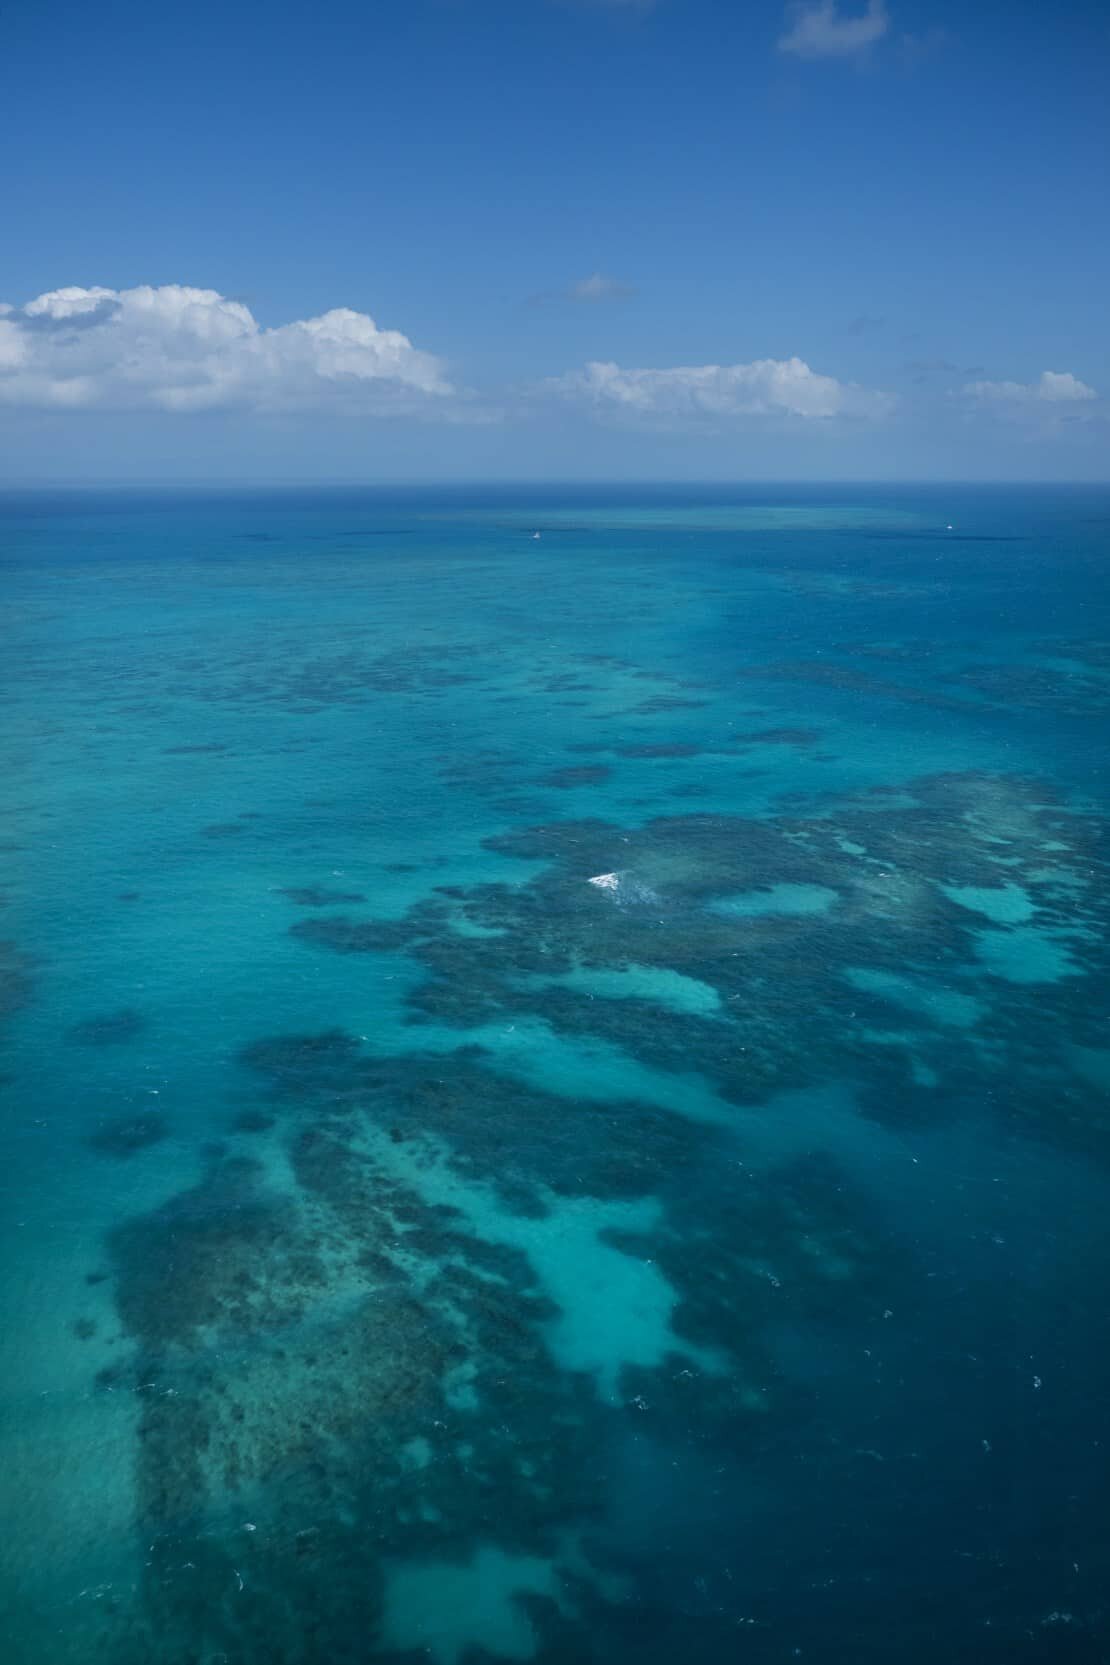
[1, 0, 1107, 481]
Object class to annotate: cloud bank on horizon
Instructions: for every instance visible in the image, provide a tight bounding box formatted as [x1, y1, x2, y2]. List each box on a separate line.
[551, 356, 892, 420]
[0, 285, 451, 414]
[962, 370, 1097, 406]
[0, 284, 1100, 445]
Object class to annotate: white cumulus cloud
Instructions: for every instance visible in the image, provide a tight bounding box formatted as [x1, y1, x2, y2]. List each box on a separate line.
[778, 0, 889, 59]
[0, 284, 452, 413]
[552, 355, 892, 420]
[962, 370, 1097, 405]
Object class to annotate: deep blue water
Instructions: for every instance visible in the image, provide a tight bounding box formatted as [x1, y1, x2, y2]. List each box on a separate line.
[1, 484, 1108, 1664]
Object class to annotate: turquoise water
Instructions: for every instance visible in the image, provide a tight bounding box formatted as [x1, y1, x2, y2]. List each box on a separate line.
[1, 484, 1108, 1663]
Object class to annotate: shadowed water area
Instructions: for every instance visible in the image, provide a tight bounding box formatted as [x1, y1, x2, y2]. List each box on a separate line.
[1, 484, 1109, 1663]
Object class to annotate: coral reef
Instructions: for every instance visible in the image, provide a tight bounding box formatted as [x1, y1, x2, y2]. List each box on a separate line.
[68, 1007, 147, 1046]
[537, 765, 612, 788]
[84, 763, 1110, 1662]
[0, 939, 35, 1019]
[276, 886, 368, 907]
[86, 1113, 169, 1158]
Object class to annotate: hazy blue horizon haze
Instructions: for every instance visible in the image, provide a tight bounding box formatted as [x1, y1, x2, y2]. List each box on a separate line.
[2, 5, 1110, 1665]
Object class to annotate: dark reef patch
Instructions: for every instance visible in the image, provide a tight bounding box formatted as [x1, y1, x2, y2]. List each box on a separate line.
[243, 1036, 703, 1208]
[631, 696, 712, 714]
[87, 1112, 170, 1158]
[238, 1028, 367, 1097]
[737, 659, 975, 713]
[278, 770, 1109, 1155]
[730, 726, 822, 747]
[538, 764, 613, 788]
[68, 1006, 147, 1046]
[193, 643, 481, 711]
[0, 939, 36, 1018]
[100, 1107, 627, 1665]
[616, 743, 702, 759]
[108, 1154, 303, 1350]
[232, 1107, 277, 1133]
[288, 915, 414, 954]
[275, 886, 368, 907]
[949, 661, 1110, 717]
[834, 637, 1110, 718]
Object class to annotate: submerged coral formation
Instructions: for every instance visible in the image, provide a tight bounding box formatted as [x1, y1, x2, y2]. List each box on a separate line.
[68, 1007, 147, 1046]
[9, 494, 1109, 1665]
[0, 939, 35, 1020]
[287, 770, 1110, 1146]
[86, 1112, 169, 1158]
[77, 760, 1109, 1662]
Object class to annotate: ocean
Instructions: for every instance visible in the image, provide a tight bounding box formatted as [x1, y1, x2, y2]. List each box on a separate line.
[1, 484, 1108, 1663]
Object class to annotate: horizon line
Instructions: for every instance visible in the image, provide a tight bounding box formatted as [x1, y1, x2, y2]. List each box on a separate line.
[2, 477, 1109, 492]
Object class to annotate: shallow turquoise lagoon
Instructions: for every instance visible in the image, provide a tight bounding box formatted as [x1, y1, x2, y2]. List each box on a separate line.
[1, 484, 1109, 1664]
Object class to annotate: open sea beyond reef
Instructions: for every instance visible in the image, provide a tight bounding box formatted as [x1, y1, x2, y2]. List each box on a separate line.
[2, 483, 1110, 1665]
